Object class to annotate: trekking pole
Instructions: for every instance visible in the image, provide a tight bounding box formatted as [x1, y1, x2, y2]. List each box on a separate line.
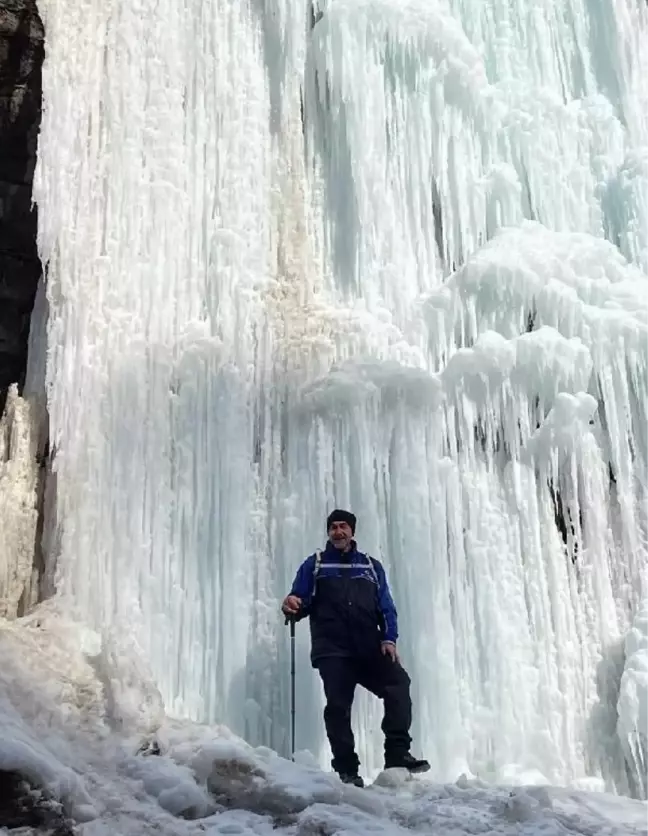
[286, 615, 296, 760]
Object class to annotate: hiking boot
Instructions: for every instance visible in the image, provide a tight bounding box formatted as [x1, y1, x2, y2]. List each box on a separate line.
[338, 772, 365, 788]
[384, 753, 430, 773]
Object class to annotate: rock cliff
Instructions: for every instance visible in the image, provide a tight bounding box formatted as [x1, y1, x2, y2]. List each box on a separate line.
[0, 1, 44, 417]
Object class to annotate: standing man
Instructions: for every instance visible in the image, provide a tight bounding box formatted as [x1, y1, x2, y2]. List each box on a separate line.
[281, 509, 429, 787]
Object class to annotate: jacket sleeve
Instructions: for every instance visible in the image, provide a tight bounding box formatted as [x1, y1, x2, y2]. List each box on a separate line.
[289, 554, 316, 618]
[372, 559, 398, 643]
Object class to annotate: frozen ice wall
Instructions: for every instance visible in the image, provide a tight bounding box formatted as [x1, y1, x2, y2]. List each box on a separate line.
[29, 0, 647, 796]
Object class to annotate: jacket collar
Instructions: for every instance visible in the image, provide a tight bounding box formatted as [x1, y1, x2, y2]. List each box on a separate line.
[323, 539, 358, 559]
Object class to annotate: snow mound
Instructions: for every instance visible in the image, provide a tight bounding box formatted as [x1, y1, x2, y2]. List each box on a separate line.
[1, 611, 647, 835]
[121, 753, 216, 819]
[0, 691, 97, 823]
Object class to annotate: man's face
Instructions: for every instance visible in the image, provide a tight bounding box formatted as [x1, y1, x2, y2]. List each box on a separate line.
[328, 520, 353, 550]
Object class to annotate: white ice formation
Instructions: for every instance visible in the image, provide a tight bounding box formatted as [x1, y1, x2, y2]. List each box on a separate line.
[0, 0, 646, 801]
[0, 611, 647, 835]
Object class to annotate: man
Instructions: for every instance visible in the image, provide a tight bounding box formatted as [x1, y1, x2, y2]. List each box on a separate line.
[281, 509, 429, 787]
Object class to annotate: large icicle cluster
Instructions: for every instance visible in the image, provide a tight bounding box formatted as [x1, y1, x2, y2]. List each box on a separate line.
[25, 0, 648, 800]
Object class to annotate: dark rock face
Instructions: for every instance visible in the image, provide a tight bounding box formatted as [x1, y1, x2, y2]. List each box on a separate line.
[0, 769, 75, 834]
[0, 1, 44, 417]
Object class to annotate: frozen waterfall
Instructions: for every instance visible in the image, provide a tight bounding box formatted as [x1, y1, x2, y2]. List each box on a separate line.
[17, 0, 648, 795]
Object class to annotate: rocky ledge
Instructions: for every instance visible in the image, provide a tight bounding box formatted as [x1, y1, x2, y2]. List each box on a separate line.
[0, 769, 74, 834]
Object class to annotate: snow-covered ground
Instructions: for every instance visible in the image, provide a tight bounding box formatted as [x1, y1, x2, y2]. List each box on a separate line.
[1, 606, 646, 835]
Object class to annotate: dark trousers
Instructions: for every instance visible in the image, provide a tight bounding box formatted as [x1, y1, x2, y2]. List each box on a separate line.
[317, 653, 412, 774]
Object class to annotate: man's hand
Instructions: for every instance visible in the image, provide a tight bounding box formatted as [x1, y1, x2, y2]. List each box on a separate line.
[381, 641, 399, 663]
[282, 595, 302, 617]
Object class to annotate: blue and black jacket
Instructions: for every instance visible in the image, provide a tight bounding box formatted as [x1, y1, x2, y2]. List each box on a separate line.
[289, 541, 399, 665]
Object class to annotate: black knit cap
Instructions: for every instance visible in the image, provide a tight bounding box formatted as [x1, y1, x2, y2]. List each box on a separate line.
[326, 509, 356, 534]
